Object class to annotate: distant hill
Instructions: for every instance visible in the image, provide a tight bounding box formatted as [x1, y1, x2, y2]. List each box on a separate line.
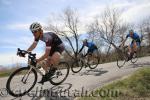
[0, 65, 8, 71]
[0, 63, 27, 71]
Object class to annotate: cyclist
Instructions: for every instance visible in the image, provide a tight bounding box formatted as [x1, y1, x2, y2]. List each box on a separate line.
[121, 29, 141, 61]
[79, 39, 98, 61]
[20, 22, 65, 84]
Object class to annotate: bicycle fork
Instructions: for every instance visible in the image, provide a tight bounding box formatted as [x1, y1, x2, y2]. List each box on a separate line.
[21, 67, 32, 84]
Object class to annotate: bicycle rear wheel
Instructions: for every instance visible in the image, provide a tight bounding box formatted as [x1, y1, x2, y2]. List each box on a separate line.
[6, 67, 37, 97]
[88, 50, 100, 69]
[49, 62, 70, 85]
[131, 53, 138, 64]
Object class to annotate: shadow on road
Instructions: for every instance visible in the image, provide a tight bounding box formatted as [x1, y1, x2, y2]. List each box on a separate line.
[129, 61, 150, 68]
[79, 68, 108, 76]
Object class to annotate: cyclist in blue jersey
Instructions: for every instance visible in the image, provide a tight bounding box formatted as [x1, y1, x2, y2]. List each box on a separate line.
[121, 29, 141, 60]
[79, 39, 98, 56]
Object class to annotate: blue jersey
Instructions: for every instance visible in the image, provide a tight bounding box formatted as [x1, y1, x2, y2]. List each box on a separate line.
[126, 32, 140, 40]
[79, 41, 97, 53]
[126, 32, 141, 47]
[84, 42, 96, 50]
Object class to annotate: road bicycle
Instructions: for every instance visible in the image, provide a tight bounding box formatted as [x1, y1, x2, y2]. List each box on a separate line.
[71, 50, 100, 73]
[6, 48, 70, 97]
[116, 45, 140, 68]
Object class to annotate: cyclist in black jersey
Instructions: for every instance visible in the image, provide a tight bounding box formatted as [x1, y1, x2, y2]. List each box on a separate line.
[20, 22, 65, 84]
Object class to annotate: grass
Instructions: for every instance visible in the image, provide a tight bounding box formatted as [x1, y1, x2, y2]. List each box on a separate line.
[0, 67, 19, 78]
[0, 71, 12, 78]
[77, 67, 150, 100]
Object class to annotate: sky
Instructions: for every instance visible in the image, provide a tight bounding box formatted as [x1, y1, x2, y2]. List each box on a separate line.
[0, 0, 150, 66]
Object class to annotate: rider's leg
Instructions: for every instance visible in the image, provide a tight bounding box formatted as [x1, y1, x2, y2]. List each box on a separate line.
[86, 49, 92, 60]
[127, 42, 133, 61]
[39, 48, 54, 74]
[37, 60, 49, 73]
[47, 52, 61, 67]
[133, 41, 137, 52]
[44, 45, 64, 72]
[129, 41, 136, 58]
[40, 59, 49, 73]
[128, 44, 132, 56]
[38, 48, 64, 84]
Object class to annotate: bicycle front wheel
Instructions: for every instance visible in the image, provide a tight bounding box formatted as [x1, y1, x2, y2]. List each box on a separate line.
[49, 62, 70, 85]
[6, 67, 37, 97]
[71, 59, 83, 73]
[117, 53, 127, 68]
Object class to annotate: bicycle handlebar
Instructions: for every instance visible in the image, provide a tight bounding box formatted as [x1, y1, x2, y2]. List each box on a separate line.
[17, 48, 37, 66]
[17, 48, 36, 56]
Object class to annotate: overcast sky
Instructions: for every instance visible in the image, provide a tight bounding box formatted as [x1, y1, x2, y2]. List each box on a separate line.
[0, 0, 150, 66]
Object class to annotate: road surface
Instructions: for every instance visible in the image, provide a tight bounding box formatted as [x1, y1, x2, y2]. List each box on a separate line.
[0, 56, 150, 100]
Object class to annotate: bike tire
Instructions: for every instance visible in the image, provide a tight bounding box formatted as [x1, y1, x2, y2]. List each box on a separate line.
[71, 59, 83, 73]
[117, 53, 127, 68]
[131, 53, 138, 64]
[6, 67, 37, 97]
[88, 50, 100, 69]
[49, 62, 70, 85]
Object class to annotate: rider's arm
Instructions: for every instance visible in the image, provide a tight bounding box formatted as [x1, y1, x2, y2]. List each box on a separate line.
[36, 38, 52, 62]
[120, 35, 129, 47]
[79, 45, 84, 53]
[122, 38, 127, 46]
[27, 41, 38, 52]
[36, 47, 51, 62]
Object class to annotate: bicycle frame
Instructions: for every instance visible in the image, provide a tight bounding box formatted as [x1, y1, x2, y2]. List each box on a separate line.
[77, 54, 90, 67]
[28, 65, 44, 76]
[17, 48, 45, 82]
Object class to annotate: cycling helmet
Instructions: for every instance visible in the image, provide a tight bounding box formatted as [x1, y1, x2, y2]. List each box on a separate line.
[82, 39, 88, 43]
[30, 22, 42, 33]
[129, 29, 134, 33]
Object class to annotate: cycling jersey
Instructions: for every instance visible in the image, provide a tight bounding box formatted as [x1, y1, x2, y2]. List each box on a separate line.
[126, 32, 140, 40]
[126, 32, 141, 47]
[85, 42, 97, 50]
[79, 41, 97, 54]
[35, 32, 65, 56]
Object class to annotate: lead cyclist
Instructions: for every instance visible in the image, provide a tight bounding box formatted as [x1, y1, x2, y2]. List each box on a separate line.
[19, 22, 65, 84]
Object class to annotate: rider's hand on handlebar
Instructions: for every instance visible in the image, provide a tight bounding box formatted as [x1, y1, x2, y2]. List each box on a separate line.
[119, 44, 124, 48]
[17, 48, 28, 57]
[36, 59, 40, 63]
[17, 51, 26, 57]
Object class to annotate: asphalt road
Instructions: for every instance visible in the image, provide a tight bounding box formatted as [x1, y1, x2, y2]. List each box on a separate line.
[0, 56, 150, 100]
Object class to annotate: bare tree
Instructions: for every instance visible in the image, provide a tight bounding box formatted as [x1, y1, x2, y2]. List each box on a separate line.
[137, 16, 150, 47]
[87, 20, 104, 55]
[87, 7, 129, 55]
[45, 7, 81, 59]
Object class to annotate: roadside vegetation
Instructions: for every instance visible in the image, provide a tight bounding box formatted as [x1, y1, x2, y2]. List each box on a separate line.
[0, 67, 20, 78]
[78, 67, 150, 100]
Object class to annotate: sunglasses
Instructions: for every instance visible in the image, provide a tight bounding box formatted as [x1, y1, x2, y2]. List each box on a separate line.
[32, 30, 38, 33]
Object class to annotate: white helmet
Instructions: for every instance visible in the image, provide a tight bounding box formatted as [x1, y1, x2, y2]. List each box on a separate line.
[30, 22, 42, 32]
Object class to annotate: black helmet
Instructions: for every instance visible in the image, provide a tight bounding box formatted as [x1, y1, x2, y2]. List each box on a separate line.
[82, 39, 88, 43]
[129, 29, 134, 33]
